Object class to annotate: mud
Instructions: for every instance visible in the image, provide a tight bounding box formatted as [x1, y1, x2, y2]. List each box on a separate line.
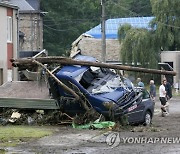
[4, 96, 180, 154]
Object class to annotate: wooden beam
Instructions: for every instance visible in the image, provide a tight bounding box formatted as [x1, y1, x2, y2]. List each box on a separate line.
[11, 56, 176, 76]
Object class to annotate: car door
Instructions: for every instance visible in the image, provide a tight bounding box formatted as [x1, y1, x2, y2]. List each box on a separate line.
[127, 89, 150, 123]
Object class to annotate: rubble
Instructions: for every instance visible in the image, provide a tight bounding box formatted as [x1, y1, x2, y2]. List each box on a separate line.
[0, 109, 74, 126]
[9, 112, 21, 123]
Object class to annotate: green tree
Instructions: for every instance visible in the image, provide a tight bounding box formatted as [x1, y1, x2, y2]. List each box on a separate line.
[106, 0, 152, 17]
[119, 25, 158, 68]
[119, 0, 180, 69]
[150, 0, 180, 51]
[130, 0, 152, 16]
[41, 0, 152, 56]
[41, 0, 101, 56]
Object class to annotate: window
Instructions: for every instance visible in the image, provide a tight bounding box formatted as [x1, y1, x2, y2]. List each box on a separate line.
[7, 16, 12, 42]
[0, 69, 3, 85]
[142, 89, 150, 99]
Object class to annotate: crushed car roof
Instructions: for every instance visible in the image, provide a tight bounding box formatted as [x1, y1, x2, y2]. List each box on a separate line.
[56, 54, 96, 78]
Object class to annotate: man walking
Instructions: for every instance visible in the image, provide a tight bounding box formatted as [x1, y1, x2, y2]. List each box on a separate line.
[165, 79, 172, 100]
[149, 80, 156, 101]
[159, 79, 169, 116]
[164, 78, 172, 113]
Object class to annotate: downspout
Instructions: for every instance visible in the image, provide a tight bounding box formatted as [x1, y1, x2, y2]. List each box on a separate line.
[16, 9, 19, 58]
[14, 8, 19, 81]
[30, 12, 33, 51]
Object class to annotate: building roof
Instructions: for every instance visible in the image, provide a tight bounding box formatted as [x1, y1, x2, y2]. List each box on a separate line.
[0, 1, 18, 9]
[26, 0, 39, 10]
[5, 0, 34, 11]
[11, 0, 35, 11]
[85, 17, 154, 39]
[0, 0, 41, 12]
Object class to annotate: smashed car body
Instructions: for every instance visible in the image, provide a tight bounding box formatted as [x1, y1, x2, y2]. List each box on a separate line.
[49, 54, 154, 125]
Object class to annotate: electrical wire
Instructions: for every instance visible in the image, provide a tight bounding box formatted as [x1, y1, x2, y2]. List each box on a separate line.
[43, 24, 74, 32]
[18, 4, 180, 31]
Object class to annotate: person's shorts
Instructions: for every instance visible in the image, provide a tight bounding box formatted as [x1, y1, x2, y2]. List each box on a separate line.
[159, 97, 167, 106]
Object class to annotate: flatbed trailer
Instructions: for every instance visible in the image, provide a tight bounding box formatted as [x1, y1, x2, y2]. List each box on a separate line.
[0, 81, 59, 110]
[0, 97, 59, 109]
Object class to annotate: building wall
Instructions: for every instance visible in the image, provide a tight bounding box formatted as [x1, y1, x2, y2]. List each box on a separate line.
[0, 6, 8, 85]
[79, 37, 121, 62]
[161, 51, 180, 86]
[0, 5, 18, 85]
[19, 13, 43, 51]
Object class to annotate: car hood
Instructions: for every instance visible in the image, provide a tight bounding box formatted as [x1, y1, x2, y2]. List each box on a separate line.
[96, 89, 125, 102]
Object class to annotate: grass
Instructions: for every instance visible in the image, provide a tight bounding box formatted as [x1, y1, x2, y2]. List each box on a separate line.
[0, 125, 53, 147]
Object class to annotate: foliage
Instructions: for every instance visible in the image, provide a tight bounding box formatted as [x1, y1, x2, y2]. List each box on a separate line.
[118, 24, 132, 42]
[41, 0, 101, 56]
[119, 25, 159, 68]
[150, 0, 180, 51]
[40, 0, 152, 56]
[129, 0, 152, 17]
[119, 0, 180, 71]
[106, 0, 152, 17]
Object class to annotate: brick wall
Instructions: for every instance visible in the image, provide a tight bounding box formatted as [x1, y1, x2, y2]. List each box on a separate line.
[19, 13, 43, 51]
[79, 37, 121, 62]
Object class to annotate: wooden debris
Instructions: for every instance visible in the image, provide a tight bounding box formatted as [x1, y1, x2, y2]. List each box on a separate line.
[11, 56, 176, 76]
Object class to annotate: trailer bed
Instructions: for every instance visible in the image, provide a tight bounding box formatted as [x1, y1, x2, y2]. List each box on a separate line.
[0, 81, 59, 109]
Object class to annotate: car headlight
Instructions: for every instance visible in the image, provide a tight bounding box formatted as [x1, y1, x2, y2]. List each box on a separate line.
[103, 101, 117, 109]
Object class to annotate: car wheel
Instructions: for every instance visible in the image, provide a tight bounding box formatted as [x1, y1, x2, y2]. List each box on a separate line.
[143, 111, 152, 126]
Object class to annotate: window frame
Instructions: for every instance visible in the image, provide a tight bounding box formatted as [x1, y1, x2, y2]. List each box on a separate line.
[7, 16, 12, 43]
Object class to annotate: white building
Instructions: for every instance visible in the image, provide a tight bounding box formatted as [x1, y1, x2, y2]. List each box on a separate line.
[0, 2, 18, 85]
[161, 51, 180, 88]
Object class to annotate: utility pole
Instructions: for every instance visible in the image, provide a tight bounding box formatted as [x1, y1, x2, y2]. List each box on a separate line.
[101, 0, 106, 62]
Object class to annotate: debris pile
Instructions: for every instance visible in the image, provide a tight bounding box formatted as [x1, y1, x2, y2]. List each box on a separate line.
[0, 109, 73, 126]
[0, 109, 117, 129]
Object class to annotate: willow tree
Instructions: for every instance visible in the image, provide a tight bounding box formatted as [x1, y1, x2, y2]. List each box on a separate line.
[150, 0, 180, 51]
[118, 24, 158, 68]
[119, 0, 180, 68]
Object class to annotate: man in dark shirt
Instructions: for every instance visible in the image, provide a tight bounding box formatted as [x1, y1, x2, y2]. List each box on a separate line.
[165, 79, 172, 100]
[164, 78, 172, 114]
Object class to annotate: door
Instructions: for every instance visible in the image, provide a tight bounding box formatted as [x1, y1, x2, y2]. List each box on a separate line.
[159, 62, 174, 85]
[0, 69, 3, 85]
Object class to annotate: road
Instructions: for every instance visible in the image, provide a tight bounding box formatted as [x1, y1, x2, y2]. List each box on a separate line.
[6, 96, 180, 154]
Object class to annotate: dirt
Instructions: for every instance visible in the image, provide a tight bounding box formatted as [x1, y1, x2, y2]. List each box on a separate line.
[0, 81, 50, 99]
[3, 96, 180, 154]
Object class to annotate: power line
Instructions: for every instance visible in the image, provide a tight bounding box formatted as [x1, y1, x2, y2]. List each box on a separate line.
[43, 24, 73, 32]
[18, 9, 180, 30]
[155, 21, 180, 29]
[19, 17, 180, 30]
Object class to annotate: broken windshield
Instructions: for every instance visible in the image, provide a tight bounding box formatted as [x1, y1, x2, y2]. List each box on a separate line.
[78, 67, 132, 94]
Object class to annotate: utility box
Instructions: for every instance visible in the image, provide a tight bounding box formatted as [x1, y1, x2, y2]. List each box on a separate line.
[161, 51, 180, 89]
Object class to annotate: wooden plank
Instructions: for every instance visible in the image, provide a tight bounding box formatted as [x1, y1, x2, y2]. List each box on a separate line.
[11, 56, 177, 76]
[0, 98, 59, 109]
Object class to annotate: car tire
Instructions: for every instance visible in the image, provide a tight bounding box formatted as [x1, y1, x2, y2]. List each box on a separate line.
[143, 111, 152, 126]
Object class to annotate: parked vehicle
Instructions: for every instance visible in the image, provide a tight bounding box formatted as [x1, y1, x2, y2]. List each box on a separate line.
[49, 54, 154, 125]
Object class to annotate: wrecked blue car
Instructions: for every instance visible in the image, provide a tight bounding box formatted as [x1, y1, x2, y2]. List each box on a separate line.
[49, 54, 154, 125]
